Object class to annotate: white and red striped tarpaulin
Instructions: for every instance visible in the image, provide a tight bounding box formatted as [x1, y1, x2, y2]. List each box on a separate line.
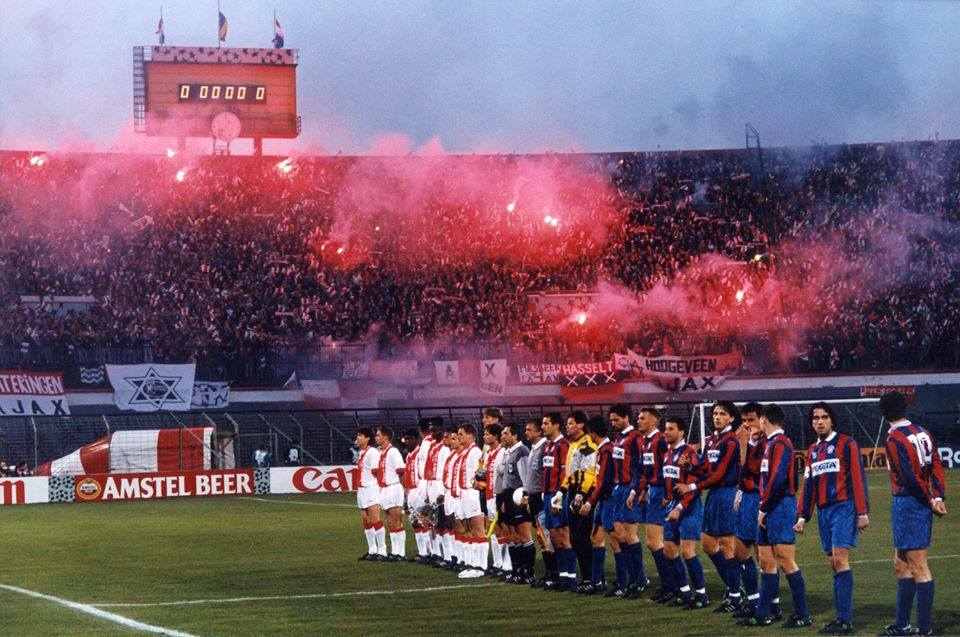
[35, 427, 213, 476]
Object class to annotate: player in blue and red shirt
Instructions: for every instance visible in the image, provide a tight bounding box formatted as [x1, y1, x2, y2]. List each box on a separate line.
[794, 402, 869, 635]
[580, 415, 616, 594]
[633, 406, 673, 602]
[879, 392, 947, 637]
[676, 400, 742, 610]
[541, 412, 574, 591]
[607, 403, 649, 598]
[661, 417, 709, 610]
[731, 402, 773, 619]
[738, 403, 811, 629]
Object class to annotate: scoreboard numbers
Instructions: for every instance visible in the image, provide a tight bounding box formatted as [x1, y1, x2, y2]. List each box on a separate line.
[178, 84, 266, 103]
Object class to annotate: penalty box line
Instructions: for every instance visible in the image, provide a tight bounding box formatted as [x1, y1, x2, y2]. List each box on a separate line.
[0, 584, 196, 637]
[94, 583, 494, 608]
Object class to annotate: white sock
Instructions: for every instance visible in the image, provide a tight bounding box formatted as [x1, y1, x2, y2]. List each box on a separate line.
[480, 540, 489, 570]
[390, 530, 406, 557]
[442, 533, 454, 560]
[375, 527, 387, 556]
[415, 531, 426, 556]
[501, 542, 512, 571]
[490, 537, 502, 568]
[364, 528, 376, 553]
[431, 534, 442, 557]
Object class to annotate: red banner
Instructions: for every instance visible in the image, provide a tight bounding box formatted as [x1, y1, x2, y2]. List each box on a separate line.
[74, 469, 255, 502]
[0, 370, 69, 416]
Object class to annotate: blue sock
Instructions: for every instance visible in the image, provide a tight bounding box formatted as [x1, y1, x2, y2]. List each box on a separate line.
[786, 570, 809, 619]
[758, 572, 779, 618]
[916, 580, 934, 634]
[896, 578, 916, 628]
[726, 557, 741, 597]
[706, 550, 727, 587]
[591, 547, 606, 586]
[836, 570, 853, 622]
[620, 543, 636, 584]
[614, 551, 628, 589]
[564, 548, 577, 582]
[672, 556, 688, 589]
[685, 556, 706, 591]
[653, 548, 670, 589]
[741, 557, 759, 599]
[627, 541, 646, 584]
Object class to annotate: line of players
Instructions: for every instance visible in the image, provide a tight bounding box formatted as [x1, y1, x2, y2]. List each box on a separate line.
[354, 393, 945, 636]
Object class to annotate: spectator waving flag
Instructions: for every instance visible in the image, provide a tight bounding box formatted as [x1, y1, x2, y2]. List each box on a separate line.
[156, 11, 165, 45]
[218, 10, 228, 43]
[272, 12, 285, 49]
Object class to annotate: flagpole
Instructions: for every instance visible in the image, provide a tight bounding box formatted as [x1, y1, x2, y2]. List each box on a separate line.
[217, 0, 221, 48]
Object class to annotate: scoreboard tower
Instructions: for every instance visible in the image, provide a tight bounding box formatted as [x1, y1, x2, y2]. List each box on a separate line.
[133, 46, 300, 155]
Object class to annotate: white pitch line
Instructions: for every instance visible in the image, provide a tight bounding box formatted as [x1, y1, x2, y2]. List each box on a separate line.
[236, 496, 355, 508]
[94, 583, 494, 609]
[0, 584, 196, 637]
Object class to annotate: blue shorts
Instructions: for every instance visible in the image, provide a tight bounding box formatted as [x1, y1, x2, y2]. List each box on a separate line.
[645, 485, 667, 526]
[613, 484, 643, 524]
[663, 497, 703, 543]
[758, 496, 797, 546]
[703, 486, 738, 536]
[542, 491, 569, 528]
[817, 500, 859, 553]
[892, 496, 932, 550]
[736, 491, 760, 543]
[594, 496, 617, 532]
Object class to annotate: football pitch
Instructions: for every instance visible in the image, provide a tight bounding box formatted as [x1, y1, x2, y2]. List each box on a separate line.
[2, 472, 959, 636]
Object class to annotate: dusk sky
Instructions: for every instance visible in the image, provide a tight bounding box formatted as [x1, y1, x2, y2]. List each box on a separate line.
[1, 0, 957, 155]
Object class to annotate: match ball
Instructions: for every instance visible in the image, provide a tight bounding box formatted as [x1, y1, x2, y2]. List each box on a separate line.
[512, 487, 525, 507]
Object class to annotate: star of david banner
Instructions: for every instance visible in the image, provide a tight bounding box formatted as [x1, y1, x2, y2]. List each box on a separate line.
[106, 364, 197, 412]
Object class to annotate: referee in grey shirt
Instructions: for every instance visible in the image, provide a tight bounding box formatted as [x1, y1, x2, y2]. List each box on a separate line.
[522, 417, 553, 587]
[496, 423, 534, 583]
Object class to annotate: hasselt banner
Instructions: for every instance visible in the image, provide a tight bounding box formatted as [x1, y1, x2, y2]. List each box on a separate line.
[0, 370, 70, 417]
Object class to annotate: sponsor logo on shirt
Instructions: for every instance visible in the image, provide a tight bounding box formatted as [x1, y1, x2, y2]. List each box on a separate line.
[707, 449, 721, 463]
[643, 452, 655, 465]
[542, 456, 555, 468]
[811, 458, 840, 477]
[612, 447, 625, 460]
[760, 459, 769, 473]
[663, 465, 681, 479]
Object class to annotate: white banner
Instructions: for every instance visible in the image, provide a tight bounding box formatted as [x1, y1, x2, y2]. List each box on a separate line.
[270, 465, 359, 494]
[0, 477, 49, 505]
[434, 360, 461, 385]
[191, 381, 230, 409]
[479, 359, 507, 395]
[107, 364, 196, 412]
[0, 371, 70, 417]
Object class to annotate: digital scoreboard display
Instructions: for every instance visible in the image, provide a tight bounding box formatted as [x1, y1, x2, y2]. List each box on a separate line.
[177, 84, 267, 102]
[135, 46, 298, 140]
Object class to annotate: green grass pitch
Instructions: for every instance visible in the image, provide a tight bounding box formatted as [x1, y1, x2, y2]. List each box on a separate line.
[2, 472, 959, 636]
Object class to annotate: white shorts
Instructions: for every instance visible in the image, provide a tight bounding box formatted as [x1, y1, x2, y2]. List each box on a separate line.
[357, 485, 380, 510]
[444, 494, 460, 518]
[407, 488, 423, 513]
[415, 482, 428, 502]
[460, 490, 482, 520]
[427, 480, 444, 504]
[380, 483, 403, 510]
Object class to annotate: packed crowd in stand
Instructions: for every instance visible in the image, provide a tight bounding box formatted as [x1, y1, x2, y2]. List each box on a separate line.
[1, 140, 958, 383]
[357, 394, 946, 635]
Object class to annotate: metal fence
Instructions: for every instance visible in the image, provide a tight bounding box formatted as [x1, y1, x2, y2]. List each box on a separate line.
[1, 400, 956, 474]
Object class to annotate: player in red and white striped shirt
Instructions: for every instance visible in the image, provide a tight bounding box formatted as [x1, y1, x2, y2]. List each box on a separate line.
[456, 423, 486, 578]
[355, 427, 385, 560]
[374, 426, 406, 561]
